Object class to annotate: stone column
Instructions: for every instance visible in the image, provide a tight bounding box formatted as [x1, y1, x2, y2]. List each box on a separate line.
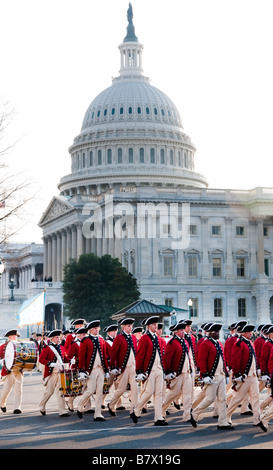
[61, 230, 67, 280]
[56, 232, 62, 282]
[52, 234, 57, 281]
[43, 237, 48, 279]
[47, 236, 52, 280]
[66, 228, 72, 263]
[71, 226, 77, 259]
[76, 223, 84, 259]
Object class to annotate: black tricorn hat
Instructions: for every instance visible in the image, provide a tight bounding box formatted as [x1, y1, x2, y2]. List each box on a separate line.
[103, 324, 119, 333]
[240, 324, 255, 333]
[87, 320, 101, 329]
[119, 318, 135, 325]
[145, 316, 160, 325]
[48, 329, 62, 338]
[206, 322, 222, 332]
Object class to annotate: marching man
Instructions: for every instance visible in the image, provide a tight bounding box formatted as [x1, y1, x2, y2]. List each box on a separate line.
[108, 318, 138, 417]
[38, 329, 70, 417]
[162, 321, 192, 422]
[77, 320, 109, 421]
[191, 323, 234, 430]
[0, 329, 25, 414]
[227, 323, 262, 428]
[131, 315, 168, 426]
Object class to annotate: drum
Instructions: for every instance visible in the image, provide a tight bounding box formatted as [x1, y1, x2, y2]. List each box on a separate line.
[4, 340, 38, 372]
[59, 369, 84, 397]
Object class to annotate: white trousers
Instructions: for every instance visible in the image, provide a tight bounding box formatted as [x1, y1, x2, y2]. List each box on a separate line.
[0, 370, 23, 411]
[39, 372, 67, 415]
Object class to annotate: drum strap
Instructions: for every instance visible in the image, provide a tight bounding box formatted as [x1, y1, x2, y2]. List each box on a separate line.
[49, 345, 64, 366]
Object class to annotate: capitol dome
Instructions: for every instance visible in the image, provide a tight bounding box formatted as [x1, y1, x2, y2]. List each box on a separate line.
[58, 4, 207, 197]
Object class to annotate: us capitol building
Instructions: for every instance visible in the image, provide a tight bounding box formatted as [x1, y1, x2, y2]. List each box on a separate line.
[3, 4, 273, 334]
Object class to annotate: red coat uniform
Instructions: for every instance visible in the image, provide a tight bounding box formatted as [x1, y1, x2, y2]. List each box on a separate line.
[136, 331, 164, 375]
[39, 343, 69, 378]
[64, 333, 76, 353]
[230, 337, 256, 377]
[109, 333, 137, 371]
[260, 339, 273, 375]
[195, 336, 205, 369]
[267, 347, 273, 375]
[78, 335, 108, 374]
[67, 339, 81, 370]
[198, 337, 228, 379]
[254, 335, 266, 369]
[164, 335, 191, 375]
[224, 334, 239, 368]
[0, 341, 8, 377]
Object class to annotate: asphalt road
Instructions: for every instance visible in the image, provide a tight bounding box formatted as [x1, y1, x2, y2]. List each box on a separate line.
[0, 371, 272, 453]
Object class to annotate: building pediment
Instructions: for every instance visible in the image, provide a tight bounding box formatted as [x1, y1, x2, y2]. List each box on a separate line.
[38, 196, 75, 227]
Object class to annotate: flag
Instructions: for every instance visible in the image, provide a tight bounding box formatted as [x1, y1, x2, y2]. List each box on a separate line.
[16, 289, 46, 328]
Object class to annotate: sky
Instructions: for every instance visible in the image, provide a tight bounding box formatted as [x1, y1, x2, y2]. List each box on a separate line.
[1, 0, 273, 244]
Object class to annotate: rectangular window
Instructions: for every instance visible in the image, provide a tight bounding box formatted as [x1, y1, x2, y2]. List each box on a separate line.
[236, 258, 245, 277]
[190, 298, 198, 318]
[236, 226, 245, 237]
[188, 257, 198, 277]
[212, 258, 222, 277]
[163, 257, 173, 277]
[165, 298, 173, 307]
[212, 225, 221, 236]
[214, 298, 223, 317]
[238, 298, 247, 317]
[189, 225, 197, 235]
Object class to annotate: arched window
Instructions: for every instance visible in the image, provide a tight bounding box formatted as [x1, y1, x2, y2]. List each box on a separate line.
[137, 106, 142, 115]
[170, 150, 174, 165]
[150, 148, 155, 163]
[111, 108, 116, 116]
[98, 150, 102, 165]
[128, 106, 133, 115]
[118, 148, 122, 163]
[104, 109, 108, 116]
[140, 148, 144, 163]
[129, 148, 134, 163]
[146, 107, 150, 115]
[160, 149, 165, 164]
[89, 151, 93, 166]
[120, 107, 124, 115]
[107, 149, 112, 164]
[82, 152, 86, 168]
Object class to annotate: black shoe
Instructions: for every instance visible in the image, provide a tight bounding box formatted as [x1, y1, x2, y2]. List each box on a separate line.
[101, 405, 106, 409]
[94, 416, 106, 421]
[173, 402, 181, 410]
[85, 409, 95, 414]
[142, 407, 147, 413]
[117, 406, 126, 411]
[154, 420, 168, 426]
[257, 421, 267, 432]
[1, 407, 6, 413]
[77, 410, 83, 419]
[166, 410, 170, 415]
[40, 410, 46, 416]
[189, 412, 197, 428]
[240, 410, 253, 416]
[68, 408, 74, 412]
[13, 409, 22, 414]
[107, 403, 116, 416]
[130, 411, 138, 423]
[217, 425, 234, 430]
[213, 415, 219, 418]
[59, 413, 70, 417]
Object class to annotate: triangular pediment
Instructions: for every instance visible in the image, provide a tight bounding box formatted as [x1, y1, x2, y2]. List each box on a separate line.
[38, 196, 75, 226]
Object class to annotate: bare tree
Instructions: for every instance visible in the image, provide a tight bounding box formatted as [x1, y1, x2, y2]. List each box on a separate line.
[0, 100, 35, 245]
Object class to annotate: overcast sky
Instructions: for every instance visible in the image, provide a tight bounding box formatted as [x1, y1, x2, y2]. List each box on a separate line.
[1, 0, 273, 243]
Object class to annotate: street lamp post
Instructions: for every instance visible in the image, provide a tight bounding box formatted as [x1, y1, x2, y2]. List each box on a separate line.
[9, 275, 15, 301]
